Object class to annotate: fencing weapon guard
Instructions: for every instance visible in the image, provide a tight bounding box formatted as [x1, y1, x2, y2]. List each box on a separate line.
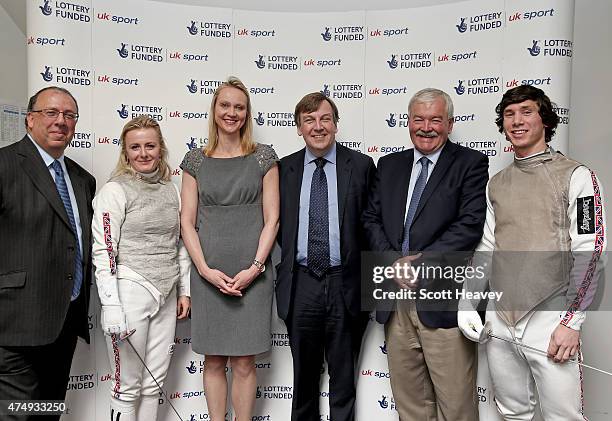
[470, 321, 612, 377]
[122, 335, 185, 421]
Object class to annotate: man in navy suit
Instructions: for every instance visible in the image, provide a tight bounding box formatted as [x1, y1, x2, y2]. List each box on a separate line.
[0, 86, 95, 421]
[363, 88, 488, 420]
[276, 92, 376, 421]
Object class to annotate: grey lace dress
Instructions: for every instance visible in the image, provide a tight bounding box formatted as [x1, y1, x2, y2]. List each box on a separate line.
[180, 143, 278, 355]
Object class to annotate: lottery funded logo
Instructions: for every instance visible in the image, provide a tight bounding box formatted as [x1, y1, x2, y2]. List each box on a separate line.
[254, 55, 299, 71]
[478, 386, 490, 403]
[456, 12, 503, 33]
[387, 52, 432, 70]
[256, 385, 293, 400]
[117, 42, 164, 62]
[384, 112, 408, 128]
[320, 25, 364, 42]
[70, 132, 93, 149]
[455, 139, 498, 157]
[338, 140, 363, 152]
[186, 20, 231, 38]
[453, 76, 500, 96]
[377, 395, 398, 411]
[40, 65, 91, 86]
[39, 0, 91, 22]
[186, 79, 223, 95]
[117, 103, 165, 121]
[67, 372, 95, 391]
[271, 332, 290, 347]
[185, 360, 204, 374]
[527, 39, 573, 57]
[320, 84, 363, 99]
[186, 137, 208, 150]
[254, 111, 296, 127]
[552, 105, 570, 125]
[508, 8, 554, 22]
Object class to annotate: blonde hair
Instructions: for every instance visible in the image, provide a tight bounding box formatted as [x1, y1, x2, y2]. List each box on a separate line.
[111, 115, 171, 181]
[204, 76, 256, 156]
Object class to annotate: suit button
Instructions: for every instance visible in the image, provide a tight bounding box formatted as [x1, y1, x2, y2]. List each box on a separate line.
[67, 275, 73, 281]
[68, 246, 75, 251]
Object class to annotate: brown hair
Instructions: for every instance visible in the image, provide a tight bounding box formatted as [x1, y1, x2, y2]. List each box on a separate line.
[495, 85, 559, 143]
[294, 92, 340, 126]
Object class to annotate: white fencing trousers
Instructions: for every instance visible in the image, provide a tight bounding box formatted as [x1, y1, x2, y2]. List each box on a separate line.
[485, 310, 586, 421]
[105, 279, 177, 421]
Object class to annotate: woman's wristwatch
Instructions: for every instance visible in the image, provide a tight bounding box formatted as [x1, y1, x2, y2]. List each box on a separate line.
[253, 259, 266, 273]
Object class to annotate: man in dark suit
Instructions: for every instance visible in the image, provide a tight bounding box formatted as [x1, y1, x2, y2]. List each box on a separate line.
[276, 92, 376, 421]
[0, 86, 95, 420]
[363, 88, 488, 420]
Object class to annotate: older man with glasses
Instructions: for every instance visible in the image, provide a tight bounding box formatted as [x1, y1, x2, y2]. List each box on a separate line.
[0, 86, 96, 421]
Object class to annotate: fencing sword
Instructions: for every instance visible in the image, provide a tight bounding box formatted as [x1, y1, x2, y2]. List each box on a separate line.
[117, 330, 185, 421]
[473, 321, 612, 377]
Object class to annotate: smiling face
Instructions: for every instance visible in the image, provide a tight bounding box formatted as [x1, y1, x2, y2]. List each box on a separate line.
[124, 128, 161, 174]
[502, 99, 547, 157]
[26, 89, 78, 159]
[297, 99, 338, 157]
[214, 86, 247, 138]
[408, 97, 453, 155]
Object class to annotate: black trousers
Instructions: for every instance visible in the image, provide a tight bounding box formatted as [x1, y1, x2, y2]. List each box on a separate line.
[0, 295, 84, 421]
[286, 266, 368, 421]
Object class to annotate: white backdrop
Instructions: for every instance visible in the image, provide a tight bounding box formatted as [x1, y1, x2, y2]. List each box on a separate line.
[25, 0, 576, 419]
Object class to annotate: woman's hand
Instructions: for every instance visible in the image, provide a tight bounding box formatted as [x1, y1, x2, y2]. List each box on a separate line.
[229, 265, 261, 293]
[176, 296, 191, 319]
[200, 267, 241, 296]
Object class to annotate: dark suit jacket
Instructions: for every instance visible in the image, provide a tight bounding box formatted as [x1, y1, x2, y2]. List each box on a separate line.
[276, 143, 376, 320]
[0, 136, 96, 346]
[363, 140, 488, 327]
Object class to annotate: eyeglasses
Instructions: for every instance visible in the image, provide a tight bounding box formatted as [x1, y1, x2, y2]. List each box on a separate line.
[30, 108, 79, 121]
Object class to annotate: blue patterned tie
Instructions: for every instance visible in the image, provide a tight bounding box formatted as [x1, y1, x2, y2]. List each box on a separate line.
[307, 157, 330, 277]
[51, 160, 82, 300]
[402, 157, 430, 255]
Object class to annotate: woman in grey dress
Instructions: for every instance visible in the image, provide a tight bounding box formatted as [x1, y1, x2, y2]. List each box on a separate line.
[180, 76, 279, 421]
